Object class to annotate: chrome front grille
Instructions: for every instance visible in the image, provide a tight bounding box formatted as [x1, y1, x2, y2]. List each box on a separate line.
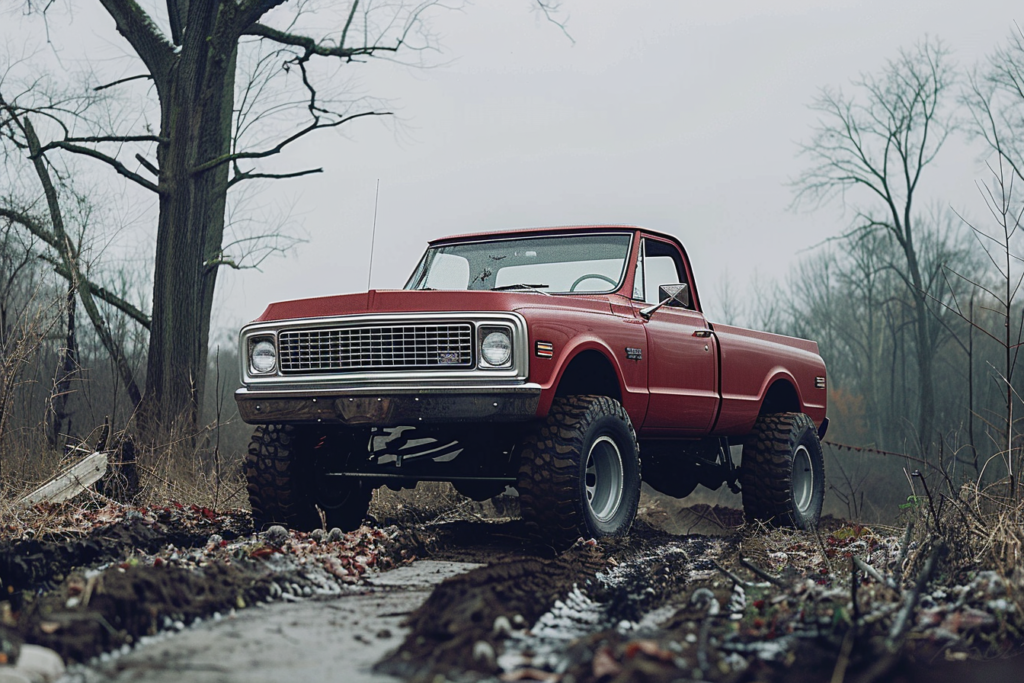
[278, 323, 474, 373]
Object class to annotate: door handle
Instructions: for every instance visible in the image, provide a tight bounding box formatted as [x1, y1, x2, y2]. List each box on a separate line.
[692, 330, 713, 338]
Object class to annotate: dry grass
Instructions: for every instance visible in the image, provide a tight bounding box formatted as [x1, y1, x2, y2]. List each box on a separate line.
[926, 481, 1024, 579]
[0, 434, 66, 499]
[0, 416, 249, 532]
[134, 425, 248, 510]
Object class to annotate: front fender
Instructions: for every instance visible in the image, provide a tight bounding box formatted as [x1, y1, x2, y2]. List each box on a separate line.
[537, 335, 648, 428]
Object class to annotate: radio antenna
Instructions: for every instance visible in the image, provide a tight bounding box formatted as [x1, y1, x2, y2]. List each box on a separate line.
[366, 179, 380, 290]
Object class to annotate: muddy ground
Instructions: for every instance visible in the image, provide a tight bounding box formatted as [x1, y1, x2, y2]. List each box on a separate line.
[0, 493, 1021, 682]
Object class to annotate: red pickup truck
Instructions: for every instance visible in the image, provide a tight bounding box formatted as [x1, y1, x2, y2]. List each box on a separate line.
[235, 225, 828, 545]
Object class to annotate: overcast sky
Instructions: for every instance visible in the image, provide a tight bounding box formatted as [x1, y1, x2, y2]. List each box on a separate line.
[4, 1, 1022, 342]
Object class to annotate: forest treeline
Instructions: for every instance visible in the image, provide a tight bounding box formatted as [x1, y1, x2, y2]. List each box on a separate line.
[3, 21, 1024, 511]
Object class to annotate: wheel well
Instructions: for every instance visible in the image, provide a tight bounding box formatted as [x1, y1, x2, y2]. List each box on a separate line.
[555, 350, 622, 402]
[760, 379, 800, 415]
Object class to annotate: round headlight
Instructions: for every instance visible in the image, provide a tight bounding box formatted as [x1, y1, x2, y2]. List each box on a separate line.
[481, 330, 512, 367]
[251, 340, 277, 374]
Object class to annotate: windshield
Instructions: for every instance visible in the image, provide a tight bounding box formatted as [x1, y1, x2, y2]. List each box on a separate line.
[405, 233, 633, 294]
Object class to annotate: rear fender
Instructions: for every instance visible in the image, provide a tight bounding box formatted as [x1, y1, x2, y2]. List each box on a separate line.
[759, 370, 805, 412]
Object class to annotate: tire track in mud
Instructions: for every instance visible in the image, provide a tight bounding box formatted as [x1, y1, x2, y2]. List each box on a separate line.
[0, 508, 424, 666]
[376, 533, 735, 681]
[498, 536, 730, 675]
[69, 561, 481, 683]
[1, 507, 744, 682]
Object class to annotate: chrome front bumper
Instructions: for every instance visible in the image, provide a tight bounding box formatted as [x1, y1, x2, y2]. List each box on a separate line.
[234, 384, 543, 426]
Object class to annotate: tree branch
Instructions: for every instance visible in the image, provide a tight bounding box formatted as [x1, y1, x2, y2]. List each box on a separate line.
[44, 259, 152, 330]
[165, 0, 184, 46]
[93, 73, 154, 92]
[227, 166, 322, 188]
[192, 110, 388, 174]
[235, 0, 291, 36]
[38, 140, 162, 193]
[18, 116, 143, 406]
[243, 22, 402, 60]
[534, 0, 574, 45]
[96, 0, 175, 89]
[61, 134, 165, 145]
[135, 153, 159, 176]
[0, 209, 152, 330]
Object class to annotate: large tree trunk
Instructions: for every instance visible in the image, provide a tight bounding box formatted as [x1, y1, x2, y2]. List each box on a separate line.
[90, 0, 415, 443]
[137, 4, 237, 440]
[903, 232, 936, 448]
[913, 299, 936, 446]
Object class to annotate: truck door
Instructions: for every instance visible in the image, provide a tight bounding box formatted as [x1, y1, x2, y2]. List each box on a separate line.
[634, 238, 719, 435]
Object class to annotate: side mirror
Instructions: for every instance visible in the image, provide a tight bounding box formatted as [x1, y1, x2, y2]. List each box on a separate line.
[658, 283, 690, 309]
[639, 283, 690, 320]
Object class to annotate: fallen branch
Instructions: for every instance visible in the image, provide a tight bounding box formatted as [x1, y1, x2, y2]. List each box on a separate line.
[893, 521, 915, 584]
[852, 555, 896, 590]
[740, 556, 785, 586]
[20, 451, 109, 506]
[888, 539, 945, 646]
[711, 559, 747, 587]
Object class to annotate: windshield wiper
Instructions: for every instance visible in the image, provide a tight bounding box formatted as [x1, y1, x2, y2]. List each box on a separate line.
[491, 283, 551, 295]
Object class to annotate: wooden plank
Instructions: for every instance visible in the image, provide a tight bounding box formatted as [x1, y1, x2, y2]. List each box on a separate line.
[20, 451, 109, 507]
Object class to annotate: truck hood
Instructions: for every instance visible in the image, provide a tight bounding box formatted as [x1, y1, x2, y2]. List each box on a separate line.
[253, 289, 613, 322]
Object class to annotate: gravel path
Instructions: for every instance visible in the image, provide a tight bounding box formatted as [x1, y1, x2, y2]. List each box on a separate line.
[66, 561, 480, 683]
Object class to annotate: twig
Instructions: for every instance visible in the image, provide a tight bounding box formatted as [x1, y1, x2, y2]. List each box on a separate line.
[830, 626, 857, 683]
[852, 555, 896, 590]
[850, 557, 860, 624]
[893, 521, 914, 584]
[888, 539, 945, 647]
[813, 526, 836, 577]
[137, 463, 194, 499]
[912, 470, 943, 535]
[690, 588, 720, 675]
[93, 73, 153, 92]
[711, 559, 747, 587]
[739, 556, 785, 586]
[218, 483, 247, 506]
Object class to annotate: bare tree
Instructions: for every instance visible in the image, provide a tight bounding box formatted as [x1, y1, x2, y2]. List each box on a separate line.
[5, 0, 567, 444]
[964, 24, 1024, 182]
[0, 99, 146, 408]
[793, 37, 957, 447]
[712, 271, 744, 325]
[0, 217, 39, 349]
[956, 23, 1024, 493]
[942, 158, 1024, 496]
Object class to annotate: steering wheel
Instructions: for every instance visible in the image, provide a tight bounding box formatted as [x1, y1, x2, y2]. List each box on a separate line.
[569, 273, 617, 292]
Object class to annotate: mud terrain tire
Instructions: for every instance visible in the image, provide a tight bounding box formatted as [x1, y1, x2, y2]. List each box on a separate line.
[246, 424, 371, 532]
[740, 412, 824, 529]
[517, 395, 641, 547]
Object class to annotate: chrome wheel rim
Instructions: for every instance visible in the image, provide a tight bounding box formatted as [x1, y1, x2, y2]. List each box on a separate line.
[792, 445, 814, 514]
[585, 436, 624, 523]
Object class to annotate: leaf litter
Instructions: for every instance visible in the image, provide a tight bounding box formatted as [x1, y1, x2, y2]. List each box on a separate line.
[378, 516, 1024, 682]
[1, 498, 1022, 682]
[0, 500, 426, 665]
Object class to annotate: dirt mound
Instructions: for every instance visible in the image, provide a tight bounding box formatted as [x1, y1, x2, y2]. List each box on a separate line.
[378, 523, 737, 682]
[18, 561, 275, 663]
[378, 541, 607, 680]
[0, 504, 251, 600]
[0, 501, 429, 666]
[543, 527, 1024, 683]
[376, 515, 1022, 683]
